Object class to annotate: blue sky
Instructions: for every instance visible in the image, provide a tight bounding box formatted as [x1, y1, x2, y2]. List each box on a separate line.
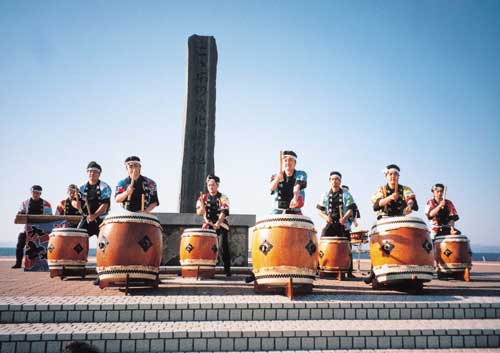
[1, 1, 499, 248]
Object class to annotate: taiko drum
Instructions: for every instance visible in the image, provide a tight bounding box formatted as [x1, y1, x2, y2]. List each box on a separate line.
[369, 216, 434, 286]
[47, 228, 89, 278]
[96, 210, 163, 288]
[434, 234, 472, 276]
[251, 214, 318, 289]
[318, 236, 351, 277]
[179, 228, 218, 278]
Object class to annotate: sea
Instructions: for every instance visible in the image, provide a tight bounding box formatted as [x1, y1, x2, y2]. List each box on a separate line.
[1, 247, 499, 262]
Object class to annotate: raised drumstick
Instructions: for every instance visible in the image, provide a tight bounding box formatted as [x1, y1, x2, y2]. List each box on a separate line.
[141, 193, 145, 212]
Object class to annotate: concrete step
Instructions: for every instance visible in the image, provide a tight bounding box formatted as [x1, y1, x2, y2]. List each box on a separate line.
[1, 294, 499, 324]
[0, 319, 499, 352]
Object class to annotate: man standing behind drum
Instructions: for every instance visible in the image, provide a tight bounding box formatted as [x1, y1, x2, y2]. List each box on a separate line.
[196, 174, 231, 277]
[270, 150, 307, 214]
[318, 172, 357, 278]
[76, 162, 112, 237]
[372, 164, 418, 219]
[425, 183, 460, 238]
[115, 156, 159, 213]
[12, 185, 52, 269]
[55, 184, 84, 216]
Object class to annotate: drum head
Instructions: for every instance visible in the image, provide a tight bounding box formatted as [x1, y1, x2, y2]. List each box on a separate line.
[101, 208, 161, 227]
[50, 228, 88, 237]
[182, 228, 217, 237]
[252, 214, 315, 231]
[370, 216, 428, 235]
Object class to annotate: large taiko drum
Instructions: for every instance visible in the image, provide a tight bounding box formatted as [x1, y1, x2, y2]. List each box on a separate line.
[251, 214, 318, 291]
[434, 234, 472, 279]
[369, 216, 434, 287]
[96, 210, 163, 288]
[318, 237, 351, 278]
[179, 228, 218, 278]
[47, 228, 89, 278]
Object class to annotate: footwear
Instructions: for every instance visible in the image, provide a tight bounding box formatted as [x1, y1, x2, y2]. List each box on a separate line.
[11, 264, 21, 269]
[244, 273, 255, 283]
[225, 271, 232, 278]
[363, 272, 373, 284]
[93, 278, 100, 285]
[346, 272, 356, 279]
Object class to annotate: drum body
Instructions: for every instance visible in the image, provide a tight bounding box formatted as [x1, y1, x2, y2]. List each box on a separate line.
[370, 216, 434, 285]
[96, 210, 163, 288]
[47, 228, 89, 278]
[251, 215, 318, 289]
[434, 234, 472, 275]
[179, 228, 218, 278]
[318, 237, 351, 276]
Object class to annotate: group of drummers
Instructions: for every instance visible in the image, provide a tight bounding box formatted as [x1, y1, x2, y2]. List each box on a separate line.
[14, 150, 464, 288]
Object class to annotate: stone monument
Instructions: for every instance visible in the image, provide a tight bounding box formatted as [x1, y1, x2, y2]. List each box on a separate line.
[179, 35, 217, 213]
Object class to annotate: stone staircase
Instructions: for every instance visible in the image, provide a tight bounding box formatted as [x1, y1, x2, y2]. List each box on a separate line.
[1, 289, 500, 353]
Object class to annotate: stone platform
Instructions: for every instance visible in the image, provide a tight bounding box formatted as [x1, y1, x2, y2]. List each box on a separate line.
[1, 258, 499, 352]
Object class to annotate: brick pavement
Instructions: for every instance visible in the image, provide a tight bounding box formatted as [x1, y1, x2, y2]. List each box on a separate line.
[1, 258, 499, 298]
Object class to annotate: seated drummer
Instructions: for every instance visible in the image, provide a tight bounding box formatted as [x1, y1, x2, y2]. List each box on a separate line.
[55, 184, 84, 216]
[425, 183, 460, 238]
[115, 156, 159, 213]
[76, 161, 111, 238]
[12, 185, 52, 269]
[196, 174, 231, 277]
[371, 164, 418, 219]
[270, 150, 307, 214]
[318, 172, 357, 278]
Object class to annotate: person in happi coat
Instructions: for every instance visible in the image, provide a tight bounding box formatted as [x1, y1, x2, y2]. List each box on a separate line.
[115, 156, 159, 213]
[55, 184, 84, 216]
[196, 174, 231, 277]
[269, 150, 307, 214]
[12, 185, 52, 269]
[425, 183, 460, 238]
[317, 172, 357, 278]
[75, 161, 111, 237]
[371, 164, 418, 219]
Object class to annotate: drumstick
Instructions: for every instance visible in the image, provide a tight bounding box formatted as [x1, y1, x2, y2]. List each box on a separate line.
[279, 150, 283, 174]
[141, 193, 145, 212]
[442, 186, 447, 208]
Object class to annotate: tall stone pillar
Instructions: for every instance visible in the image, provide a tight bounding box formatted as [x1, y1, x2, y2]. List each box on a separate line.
[179, 35, 217, 213]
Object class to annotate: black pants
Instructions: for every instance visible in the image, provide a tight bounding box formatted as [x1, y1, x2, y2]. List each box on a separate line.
[216, 227, 231, 273]
[77, 217, 103, 237]
[436, 226, 461, 236]
[15, 232, 27, 266]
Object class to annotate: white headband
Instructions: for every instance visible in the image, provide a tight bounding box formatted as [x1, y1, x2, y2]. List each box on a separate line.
[383, 168, 400, 175]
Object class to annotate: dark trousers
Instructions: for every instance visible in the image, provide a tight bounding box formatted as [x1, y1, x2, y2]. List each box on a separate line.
[216, 227, 231, 273]
[15, 232, 27, 266]
[77, 217, 103, 237]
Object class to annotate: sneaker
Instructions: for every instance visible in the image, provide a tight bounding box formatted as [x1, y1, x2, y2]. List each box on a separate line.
[93, 278, 100, 285]
[244, 273, 255, 283]
[346, 272, 356, 279]
[11, 264, 21, 269]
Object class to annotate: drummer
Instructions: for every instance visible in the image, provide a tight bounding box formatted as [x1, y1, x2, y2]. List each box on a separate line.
[270, 150, 307, 214]
[425, 183, 460, 238]
[75, 161, 112, 238]
[196, 174, 231, 277]
[55, 184, 84, 216]
[12, 185, 52, 269]
[317, 172, 357, 278]
[371, 164, 418, 219]
[115, 156, 159, 213]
